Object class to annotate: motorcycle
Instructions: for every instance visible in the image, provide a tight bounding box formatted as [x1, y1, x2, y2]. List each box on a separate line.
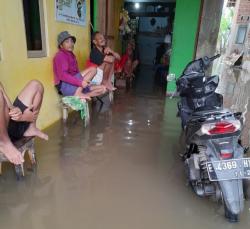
[168, 54, 250, 222]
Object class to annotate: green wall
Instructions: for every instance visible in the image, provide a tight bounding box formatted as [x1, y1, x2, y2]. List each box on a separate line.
[93, 0, 98, 31]
[167, 0, 202, 93]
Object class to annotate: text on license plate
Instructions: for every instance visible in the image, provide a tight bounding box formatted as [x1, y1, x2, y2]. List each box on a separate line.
[206, 158, 250, 181]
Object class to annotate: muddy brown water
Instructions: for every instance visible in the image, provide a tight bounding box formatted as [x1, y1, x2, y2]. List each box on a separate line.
[0, 65, 249, 229]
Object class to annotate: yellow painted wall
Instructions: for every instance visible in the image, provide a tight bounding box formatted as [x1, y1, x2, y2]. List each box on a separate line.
[0, 0, 91, 129]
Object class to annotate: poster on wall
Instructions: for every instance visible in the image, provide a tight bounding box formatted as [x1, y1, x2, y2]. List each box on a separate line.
[55, 0, 86, 27]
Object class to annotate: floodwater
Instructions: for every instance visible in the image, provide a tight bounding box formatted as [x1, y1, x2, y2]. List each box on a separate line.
[0, 65, 249, 229]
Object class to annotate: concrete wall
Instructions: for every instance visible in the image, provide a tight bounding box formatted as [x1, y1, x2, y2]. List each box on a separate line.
[226, 0, 250, 56]
[0, 0, 91, 129]
[167, 0, 202, 93]
[195, 0, 224, 58]
[139, 17, 168, 32]
[138, 34, 165, 65]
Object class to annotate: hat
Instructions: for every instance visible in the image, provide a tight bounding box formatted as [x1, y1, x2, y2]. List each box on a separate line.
[57, 31, 76, 47]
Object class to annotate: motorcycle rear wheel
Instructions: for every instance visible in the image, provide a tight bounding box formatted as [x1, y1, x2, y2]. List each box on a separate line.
[224, 203, 239, 223]
[243, 180, 250, 200]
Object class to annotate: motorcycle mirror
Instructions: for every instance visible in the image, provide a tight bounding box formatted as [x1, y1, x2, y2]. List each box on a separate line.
[167, 73, 176, 82]
[234, 112, 242, 119]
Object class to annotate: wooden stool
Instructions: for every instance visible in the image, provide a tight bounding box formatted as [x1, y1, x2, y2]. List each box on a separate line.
[0, 137, 35, 180]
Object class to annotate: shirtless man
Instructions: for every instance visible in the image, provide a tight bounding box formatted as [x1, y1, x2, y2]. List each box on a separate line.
[0, 80, 48, 165]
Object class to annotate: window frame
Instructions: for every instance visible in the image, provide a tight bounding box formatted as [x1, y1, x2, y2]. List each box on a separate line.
[235, 25, 248, 45]
[22, 0, 47, 58]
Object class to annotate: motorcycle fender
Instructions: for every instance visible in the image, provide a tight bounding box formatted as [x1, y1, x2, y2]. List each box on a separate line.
[205, 143, 245, 215]
[219, 179, 244, 215]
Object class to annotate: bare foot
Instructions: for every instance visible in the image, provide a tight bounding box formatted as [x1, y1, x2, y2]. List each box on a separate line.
[74, 91, 91, 101]
[79, 95, 91, 101]
[24, 125, 49, 141]
[0, 142, 24, 165]
[105, 84, 117, 91]
[102, 87, 107, 94]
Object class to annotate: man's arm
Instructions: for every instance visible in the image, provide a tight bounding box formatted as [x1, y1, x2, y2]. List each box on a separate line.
[104, 47, 121, 60]
[110, 50, 120, 60]
[54, 55, 83, 87]
[0, 82, 24, 121]
[113, 52, 121, 60]
[103, 55, 115, 64]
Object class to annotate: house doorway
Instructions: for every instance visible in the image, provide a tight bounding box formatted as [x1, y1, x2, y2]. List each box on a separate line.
[123, 1, 176, 92]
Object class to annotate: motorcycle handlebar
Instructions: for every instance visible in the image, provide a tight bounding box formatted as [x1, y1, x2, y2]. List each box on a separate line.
[209, 54, 221, 62]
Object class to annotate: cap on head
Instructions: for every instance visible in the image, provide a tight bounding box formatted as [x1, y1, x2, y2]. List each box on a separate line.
[57, 31, 76, 47]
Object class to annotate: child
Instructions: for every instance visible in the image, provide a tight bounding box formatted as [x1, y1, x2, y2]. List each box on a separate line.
[115, 41, 139, 79]
[53, 31, 106, 99]
[123, 42, 139, 78]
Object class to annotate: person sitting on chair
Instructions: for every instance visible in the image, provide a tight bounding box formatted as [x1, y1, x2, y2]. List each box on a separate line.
[0, 80, 48, 165]
[88, 31, 121, 91]
[53, 31, 106, 99]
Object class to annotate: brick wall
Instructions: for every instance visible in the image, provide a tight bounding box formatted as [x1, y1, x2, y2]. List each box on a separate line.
[236, 0, 250, 24]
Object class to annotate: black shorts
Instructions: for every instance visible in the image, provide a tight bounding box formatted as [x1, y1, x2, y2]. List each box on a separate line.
[8, 98, 30, 142]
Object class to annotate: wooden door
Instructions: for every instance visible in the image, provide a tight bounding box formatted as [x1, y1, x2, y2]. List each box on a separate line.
[96, 0, 115, 48]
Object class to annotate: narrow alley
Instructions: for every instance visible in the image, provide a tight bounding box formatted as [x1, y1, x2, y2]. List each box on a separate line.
[0, 66, 249, 228]
[1, 0, 250, 228]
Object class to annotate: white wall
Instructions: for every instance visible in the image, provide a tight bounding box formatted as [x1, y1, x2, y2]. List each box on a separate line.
[139, 17, 168, 32]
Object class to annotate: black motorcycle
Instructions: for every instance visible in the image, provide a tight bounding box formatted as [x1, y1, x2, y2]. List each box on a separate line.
[169, 54, 250, 222]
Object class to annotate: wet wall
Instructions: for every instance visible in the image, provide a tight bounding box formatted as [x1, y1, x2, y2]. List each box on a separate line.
[195, 0, 224, 59]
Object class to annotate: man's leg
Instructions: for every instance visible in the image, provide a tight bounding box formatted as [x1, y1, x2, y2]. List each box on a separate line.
[0, 91, 24, 165]
[124, 59, 133, 78]
[87, 85, 106, 97]
[17, 80, 48, 140]
[75, 84, 106, 99]
[99, 63, 116, 91]
[132, 60, 139, 72]
[80, 67, 97, 83]
[74, 87, 91, 100]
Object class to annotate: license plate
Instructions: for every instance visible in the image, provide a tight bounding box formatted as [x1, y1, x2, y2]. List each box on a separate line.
[206, 158, 250, 181]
